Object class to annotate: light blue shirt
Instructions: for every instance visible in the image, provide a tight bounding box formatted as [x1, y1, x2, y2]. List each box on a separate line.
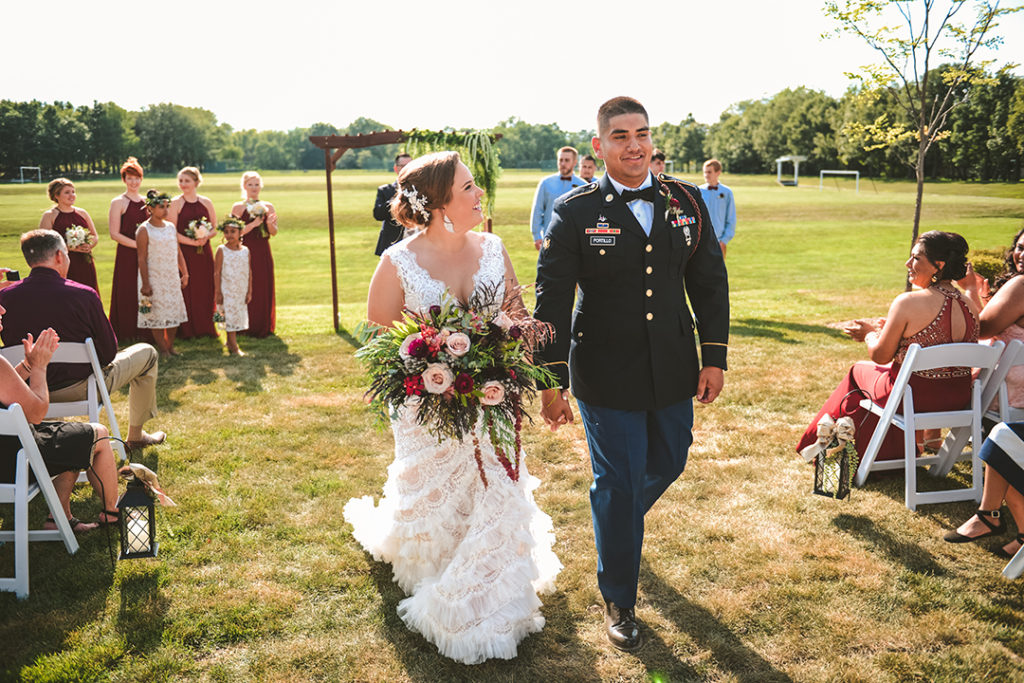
[699, 182, 736, 244]
[531, 173, 586, 240]
[608, 172, 654, 235]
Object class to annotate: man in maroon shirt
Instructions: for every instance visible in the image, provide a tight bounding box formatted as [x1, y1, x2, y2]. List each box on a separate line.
[0, 230, 165, 450]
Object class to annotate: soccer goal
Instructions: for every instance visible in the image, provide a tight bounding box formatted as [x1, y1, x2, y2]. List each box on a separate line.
[819, 169, 859, 193]
[17, 166, 42, 184]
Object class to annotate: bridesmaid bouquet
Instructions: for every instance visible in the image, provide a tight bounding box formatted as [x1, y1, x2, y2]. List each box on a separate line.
[185, 217, 213, 253]
[139, 296, 152, 315]
[357, 284, 556, 486]
[64, 225, 96, 262]
[245, 201, 270, 237]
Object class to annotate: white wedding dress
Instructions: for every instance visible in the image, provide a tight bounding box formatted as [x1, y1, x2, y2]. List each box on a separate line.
[343, 232, 562, 665]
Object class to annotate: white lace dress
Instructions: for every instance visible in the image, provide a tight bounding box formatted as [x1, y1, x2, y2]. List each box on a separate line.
[137, 220, 188, 329]
[217, 244, 250, 332]
[343, 232, 561, 665]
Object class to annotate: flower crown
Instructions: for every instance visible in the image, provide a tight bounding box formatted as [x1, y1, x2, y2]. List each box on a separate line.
[401, 185, 431, 223]
[144, 190, 171, 207]
[220, 216, 245, 231]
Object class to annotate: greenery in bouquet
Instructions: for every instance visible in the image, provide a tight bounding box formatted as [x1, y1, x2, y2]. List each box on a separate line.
[185, 217, 213, 253]
[356, 284, 556, 486]
[245, 201, 270, 237]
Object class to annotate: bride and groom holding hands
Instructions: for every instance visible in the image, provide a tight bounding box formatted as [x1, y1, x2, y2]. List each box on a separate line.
[344, 96, 730, 664]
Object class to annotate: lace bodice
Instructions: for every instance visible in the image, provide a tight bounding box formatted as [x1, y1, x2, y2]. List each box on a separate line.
[385, 233, 506, 314]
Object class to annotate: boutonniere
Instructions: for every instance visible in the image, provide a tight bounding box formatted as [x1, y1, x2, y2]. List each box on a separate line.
[659, 183, 683, 222]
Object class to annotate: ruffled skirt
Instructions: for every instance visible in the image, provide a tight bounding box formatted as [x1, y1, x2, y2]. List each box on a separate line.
[343, 409, 561, 665]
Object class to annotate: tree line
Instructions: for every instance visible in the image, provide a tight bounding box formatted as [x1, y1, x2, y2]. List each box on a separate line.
[2, 64, 1023, 181]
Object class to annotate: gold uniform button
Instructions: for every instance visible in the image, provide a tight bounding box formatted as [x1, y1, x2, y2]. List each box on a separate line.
[645, 244, 653, 253]
[646, 266, 652, 274]
[605, 193, 614, 202]
[577, 331, 583, 338]
[646, 312, 654, 321]
[646, 289, 653, 297]
[599, 249, 606, 255]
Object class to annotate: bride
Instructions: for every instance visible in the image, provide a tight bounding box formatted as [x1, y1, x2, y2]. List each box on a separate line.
[343, 151, 562, 665]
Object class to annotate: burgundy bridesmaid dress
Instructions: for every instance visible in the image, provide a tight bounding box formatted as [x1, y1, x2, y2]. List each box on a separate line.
[239, 205, 276, 337]
[109, 197, 151, 344]
[175, 199, 217, 338]
[52, 209, 99, 293]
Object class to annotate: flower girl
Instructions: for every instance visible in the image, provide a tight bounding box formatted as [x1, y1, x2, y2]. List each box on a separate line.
[214, 217, 252, 356]
[137, 190, 188, 357]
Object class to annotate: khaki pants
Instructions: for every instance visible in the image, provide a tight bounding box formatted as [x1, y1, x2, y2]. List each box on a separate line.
[49, 343, 158, 428]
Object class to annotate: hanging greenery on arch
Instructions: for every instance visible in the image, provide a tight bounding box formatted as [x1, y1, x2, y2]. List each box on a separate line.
[404, 129, 501, 217]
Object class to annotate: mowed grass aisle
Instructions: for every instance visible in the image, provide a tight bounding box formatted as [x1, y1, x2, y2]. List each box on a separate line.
[0, 170, 1023, 681]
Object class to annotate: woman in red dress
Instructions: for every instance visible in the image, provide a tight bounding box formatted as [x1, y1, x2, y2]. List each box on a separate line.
[39, 178, 98, 293]
[108, 157, 151, 343]
[796, 231, 980, 463]
[231, 171, 278, 337]
[168, 166, 217, 339]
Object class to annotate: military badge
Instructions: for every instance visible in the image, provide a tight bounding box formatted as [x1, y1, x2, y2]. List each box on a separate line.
[543, 238, 551, 250]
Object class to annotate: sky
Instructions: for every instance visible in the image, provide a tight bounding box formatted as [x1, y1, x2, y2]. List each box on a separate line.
[5, 0, 1024, 133]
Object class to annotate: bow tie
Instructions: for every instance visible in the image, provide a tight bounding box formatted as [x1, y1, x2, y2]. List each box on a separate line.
[706, 186, 719, 191]
[559, 176, 573, 181]
[619, 187, 656, 203]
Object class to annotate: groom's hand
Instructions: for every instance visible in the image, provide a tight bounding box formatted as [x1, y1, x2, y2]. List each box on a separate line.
[540, 388, 573, 431]
[695, 367, 724, 404]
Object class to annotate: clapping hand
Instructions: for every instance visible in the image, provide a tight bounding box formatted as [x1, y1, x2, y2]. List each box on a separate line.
[843, 317, 884, 342]
[957, 263, 989, 299]
[23, 328, 59, 369]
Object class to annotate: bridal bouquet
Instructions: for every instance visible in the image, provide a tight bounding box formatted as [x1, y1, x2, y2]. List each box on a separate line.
[185, 217, 213, 253]
[357, 284, 556, 485]
[64, 225, 96, 262]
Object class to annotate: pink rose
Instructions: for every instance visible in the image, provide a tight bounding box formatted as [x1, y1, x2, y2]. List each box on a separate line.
[445, 332, 471, 357]
[421, 363, 454, 394]
[492, 311, 514, 330]
[480, 381, 505, 406]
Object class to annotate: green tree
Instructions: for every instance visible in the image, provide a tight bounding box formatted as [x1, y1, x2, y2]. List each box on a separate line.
[0, 100, 43, 178]
[38, 102, 89, 175]
[81, 101, 136, 174]
[134, 103, 216, 172]
[492, 117, 568, 168]
[825, 0, 1022, 273]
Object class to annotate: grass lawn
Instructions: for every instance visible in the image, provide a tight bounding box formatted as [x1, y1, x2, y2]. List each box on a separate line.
[1, 170, 1023, 681]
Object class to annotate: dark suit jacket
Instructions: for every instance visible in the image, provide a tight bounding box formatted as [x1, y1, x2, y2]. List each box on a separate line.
[533, 173, 729, 411]
[373, 182, 405, 256]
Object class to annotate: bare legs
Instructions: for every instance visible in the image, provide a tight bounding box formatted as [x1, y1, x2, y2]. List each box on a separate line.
[226, 331, 245, 356]
[953, 465, 1024, 554]
[150, 327, 178, 358]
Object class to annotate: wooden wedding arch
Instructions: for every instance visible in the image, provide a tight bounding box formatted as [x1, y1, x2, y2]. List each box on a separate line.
[308, 130, 500, 332]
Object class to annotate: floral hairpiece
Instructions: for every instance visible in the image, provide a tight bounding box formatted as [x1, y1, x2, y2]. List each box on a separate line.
[401, 185, 431, 222]
[220, 216, 245, 231]
[144, 190, 171, 207]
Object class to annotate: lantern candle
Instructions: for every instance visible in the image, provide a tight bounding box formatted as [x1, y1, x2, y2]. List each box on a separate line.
[127, 509, 150, 554]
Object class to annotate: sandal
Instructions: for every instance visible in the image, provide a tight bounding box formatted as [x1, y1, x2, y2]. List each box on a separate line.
[999, 533, 1024, 559]
[97, 509, 120, 527]
[944, 509, 1003, 543]
[920, 437, 944, 454]
[44, 515, 98, 534]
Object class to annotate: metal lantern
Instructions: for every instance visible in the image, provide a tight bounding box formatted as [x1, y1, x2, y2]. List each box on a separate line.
[117, 475, 158, 559]
[814, 444, 852, 500]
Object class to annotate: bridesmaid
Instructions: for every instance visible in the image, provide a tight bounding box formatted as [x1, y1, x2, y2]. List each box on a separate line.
[39, 178, 99, 292]
[231, 171, 278, 337]
[108, 157, 151, 342]
[168, 166, 217, 339]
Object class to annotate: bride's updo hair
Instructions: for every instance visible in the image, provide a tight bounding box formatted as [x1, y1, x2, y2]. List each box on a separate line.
[390, 151, 461, 229]
[918, 230, 969, 281]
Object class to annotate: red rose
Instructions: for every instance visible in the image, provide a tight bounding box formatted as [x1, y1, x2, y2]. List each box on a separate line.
[404, 375, 425, 396]
[454, 372, 474, 394]
[669, 196, 681, 209]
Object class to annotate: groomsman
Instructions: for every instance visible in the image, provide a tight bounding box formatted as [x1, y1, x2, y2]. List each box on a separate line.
[578, 154, 599, 183]
[530, 146, 586, 250]
[649, 149, 666, 176]
[534, 96, 729, 652]
[699, 158, 736, 257]
[373, 153, 412, 256]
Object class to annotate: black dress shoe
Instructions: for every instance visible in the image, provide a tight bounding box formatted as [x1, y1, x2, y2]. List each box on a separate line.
[605, 601, 643, 652]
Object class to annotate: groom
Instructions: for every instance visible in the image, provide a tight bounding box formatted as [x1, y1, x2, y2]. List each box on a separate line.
[534, 96, 729, 651]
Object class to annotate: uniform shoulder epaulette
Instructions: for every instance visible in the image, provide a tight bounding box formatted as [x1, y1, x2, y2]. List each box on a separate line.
[563, 182, 599, 203]
[658, 173, 699, 191]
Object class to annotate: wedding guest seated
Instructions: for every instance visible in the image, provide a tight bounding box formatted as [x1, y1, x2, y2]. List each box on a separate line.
[944, 421, 1024, 557]
[796, 231, 980, 463]
[961, 225, 1024, 412]
[0, 230, 166, 451]
[0, 324, 120, 531]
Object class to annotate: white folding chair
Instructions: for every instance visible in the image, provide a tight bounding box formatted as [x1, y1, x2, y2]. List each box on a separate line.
[986, 422, 1024, 580]
[854, 342, 1005, 510]
[0, 338, 127, 468]
[0, 403, 80, 599]
[983, 339, 1024, 425]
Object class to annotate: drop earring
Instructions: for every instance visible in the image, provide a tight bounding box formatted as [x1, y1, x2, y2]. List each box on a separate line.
[443, 214, 455, 233]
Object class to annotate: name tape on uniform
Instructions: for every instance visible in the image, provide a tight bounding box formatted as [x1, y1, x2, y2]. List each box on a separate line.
[589, 236, 616, 246]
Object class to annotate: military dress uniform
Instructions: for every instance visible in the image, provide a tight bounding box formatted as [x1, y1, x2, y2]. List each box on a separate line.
[533, 172, 729, 609]
[373, 181, 405, 256]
